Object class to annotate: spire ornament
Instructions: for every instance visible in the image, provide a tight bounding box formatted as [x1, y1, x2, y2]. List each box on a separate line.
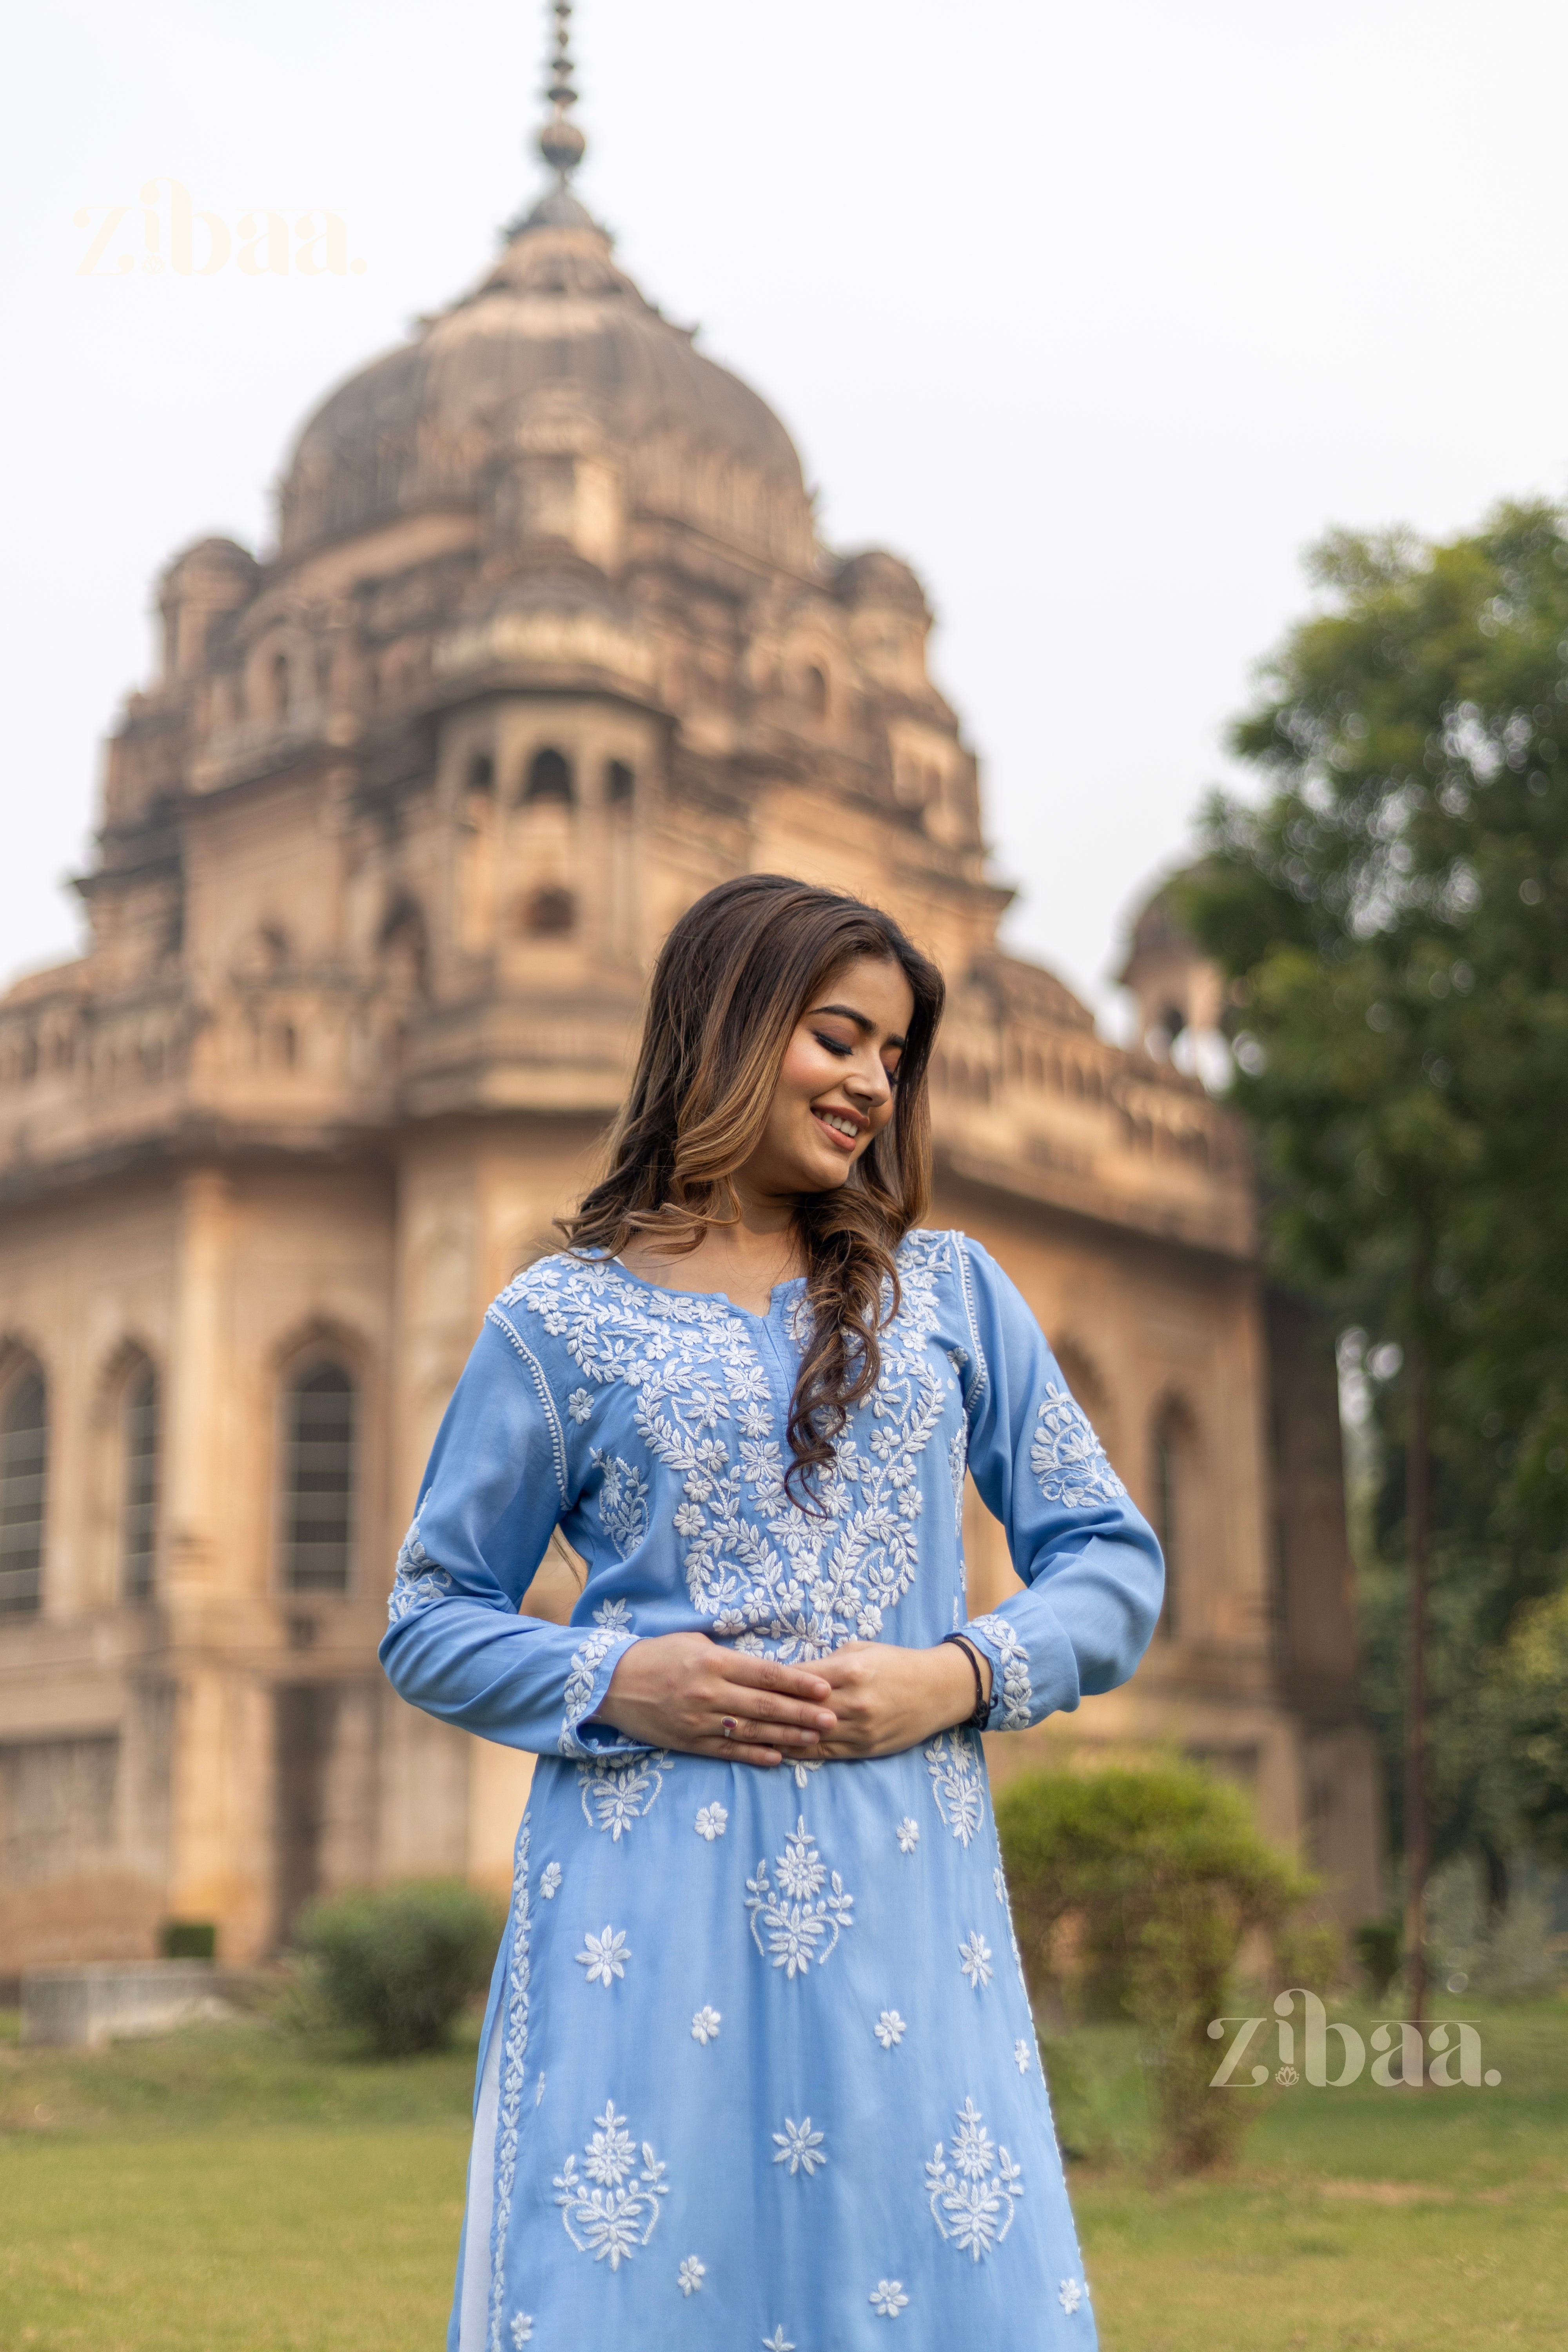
[537, 2, 586, 184]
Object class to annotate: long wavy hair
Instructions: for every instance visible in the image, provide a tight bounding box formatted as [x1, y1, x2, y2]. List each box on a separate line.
[559, 875, 946, 1506]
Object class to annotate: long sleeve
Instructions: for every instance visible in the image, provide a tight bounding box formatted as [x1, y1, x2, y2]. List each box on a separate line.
[378, 1309, 644, 1758]
[953, 1236, 1164, 1730]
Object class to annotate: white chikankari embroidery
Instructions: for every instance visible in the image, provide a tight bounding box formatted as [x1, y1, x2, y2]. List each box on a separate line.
[762, 2331, 795, 2352]
[560, 1626, 628, 1757]
[924, 1730, 984, 1846]
[535, 2073, 546, 2107]
[488, 1821, 531, 2352]
[958, 1931, 993, 1990]
[947, 1421, 967, 1542]
[1030, 1382, 1127, 1509]
[896, 1816, 920, 1855]
[539, 1861, 562, 1900]
[1014, 2037, 1033, 2075]
[690, 2006, 721, 2045]
[875, 2009, 907, 2049]
[772, 2117, 826, 2176]
[993, 1864, 1007, 1905]
[554, 2101, 668, 2267]
[871, 2280, 909, 2317]
[694, 1802, 728, 1841]
[966, 1613, 1031, 1730]
[679, 2256, 706, 2296]
[594, 1448, 650, 1557]
[567, 1386, 594, 1424]
[1060, 2278, 1084, 2314]
[592, 1595, 634, 1632]
[575, 1925, 630, 1988]
[502, 1238, 952, 1659]
[578, 1752, 668, 1838]
[387, 1502, 452, 1624]
[926, 2098, 1024, 2260]
[509, 2316, 533, 2346]
[746, 1817, 854, 1976]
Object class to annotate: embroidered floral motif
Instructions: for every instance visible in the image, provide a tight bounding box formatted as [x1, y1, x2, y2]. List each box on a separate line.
[679, 2256, 706, 2296]
[386, 1501, 451, 1624]
[966, 1613, 1031, 1730]
[924, 1730, 984, 1846]
[1014, 2038, 1033, 2075]
[487, 1822, 531, 2352]
[594, 1448, 650, 1557]
[592, 1596, 634, 1632]
[762, 2330, 795, 2352]
[994, 1864, 1007, 1906]
[870, 2281, 909, 2317]
[503, 1239, 953, 1660]
[1030, 1383, 1127, 1509]
[553, 2100, 668, 2267]
[925, 2097, 1024, 2260]
[958, 1931, 993, 1990]
[896, 1816, 920, 1855]
[691, 2006, 721, 2045]
[509, 2316, 533, 2346]
[695, 1802, 728, 1841]
[559, 1624, 635, 1757]
[772, 2117, 826, 2176]
[875, 2009, 907, 2049]
[567, 1388, 593, 1424]
[575, 1924, 630, 1988]
[947, 1422, 968, 1543]
[746, 1817, 855, 1977]
[535, 2073, 546, 2107]
[578, 1752, 668, 1838]
[539, 1862, 562, 1900]
[1059, 2278, 1085, 2315]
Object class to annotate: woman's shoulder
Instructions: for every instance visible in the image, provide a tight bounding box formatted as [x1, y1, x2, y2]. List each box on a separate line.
[492, 1249, 611, 1327]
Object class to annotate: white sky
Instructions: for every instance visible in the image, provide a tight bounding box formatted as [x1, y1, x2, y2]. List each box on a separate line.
[8, 0, 1568, 1025]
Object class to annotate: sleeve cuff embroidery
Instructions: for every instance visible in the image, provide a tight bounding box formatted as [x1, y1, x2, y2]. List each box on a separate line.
[559, 1626, 642, 1758]
[965, 1613, 1033, 1731]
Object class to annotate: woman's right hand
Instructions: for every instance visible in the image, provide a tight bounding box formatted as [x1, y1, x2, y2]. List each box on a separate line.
[590, 1633, 837, 1767]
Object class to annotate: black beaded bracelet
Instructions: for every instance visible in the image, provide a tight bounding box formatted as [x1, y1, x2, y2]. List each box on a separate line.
[942, 1632, 991, 1731]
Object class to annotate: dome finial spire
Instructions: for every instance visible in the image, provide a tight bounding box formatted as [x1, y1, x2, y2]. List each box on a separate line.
[536, 1, 586, 185]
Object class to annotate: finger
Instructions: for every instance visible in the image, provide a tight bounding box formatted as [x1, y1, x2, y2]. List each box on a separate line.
[689, 1737, 786, 1768]
[720, 1653, 833, 1701]
[711, 1687, 836, 1733]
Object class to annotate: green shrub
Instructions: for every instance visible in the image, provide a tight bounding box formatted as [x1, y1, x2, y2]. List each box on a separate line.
[996, 1761, 1314, 2172]
[295, 1880, 503, 2056]
[1352, 1916, 1403, 2000]
[160, 1919, 217, 1961]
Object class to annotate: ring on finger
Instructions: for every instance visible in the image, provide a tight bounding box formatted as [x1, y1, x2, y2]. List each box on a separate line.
[720, 1717, 739, 1739]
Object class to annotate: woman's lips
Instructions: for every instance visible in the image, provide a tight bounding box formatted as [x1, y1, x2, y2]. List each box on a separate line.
[810, 1106, 862, 1152]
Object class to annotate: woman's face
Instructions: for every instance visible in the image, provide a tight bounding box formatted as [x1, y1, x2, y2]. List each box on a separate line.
[741, 954, 916, 1201]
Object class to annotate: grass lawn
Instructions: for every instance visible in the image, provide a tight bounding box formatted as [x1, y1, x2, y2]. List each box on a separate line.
[2, 1994, 1564, 2349]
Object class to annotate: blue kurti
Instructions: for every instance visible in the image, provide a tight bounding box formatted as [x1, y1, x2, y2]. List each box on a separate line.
[380, 1230, 1162, 2351]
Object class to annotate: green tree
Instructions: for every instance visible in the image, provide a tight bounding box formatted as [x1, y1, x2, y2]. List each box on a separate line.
[1180, 502, 1568, 2009]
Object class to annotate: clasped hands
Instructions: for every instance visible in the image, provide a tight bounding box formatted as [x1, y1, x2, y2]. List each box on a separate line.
[591, 1629, 991, 1768]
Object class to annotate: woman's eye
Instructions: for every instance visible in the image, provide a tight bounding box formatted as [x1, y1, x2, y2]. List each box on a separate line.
[812, 1033, 853, 1058]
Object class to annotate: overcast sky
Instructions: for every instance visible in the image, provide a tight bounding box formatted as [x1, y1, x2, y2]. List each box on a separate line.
[9, 0, 1568, 1026]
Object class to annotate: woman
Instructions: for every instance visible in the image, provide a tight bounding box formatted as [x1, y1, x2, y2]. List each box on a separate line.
[381, 875, 1163, 2350]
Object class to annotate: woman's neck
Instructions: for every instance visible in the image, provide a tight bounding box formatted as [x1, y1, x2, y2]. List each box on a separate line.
[619, 1188, 805, 1314]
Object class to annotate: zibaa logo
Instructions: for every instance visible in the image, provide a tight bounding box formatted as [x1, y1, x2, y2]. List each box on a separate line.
[74, 180, 367, 278]
[1209, 1989, 1502, 2090]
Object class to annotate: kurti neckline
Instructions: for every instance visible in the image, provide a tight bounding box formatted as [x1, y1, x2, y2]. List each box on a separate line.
[604, 1253, 808, 1321]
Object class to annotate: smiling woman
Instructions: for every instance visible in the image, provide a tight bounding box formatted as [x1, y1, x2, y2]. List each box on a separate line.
[379, 873, 1165, 2351]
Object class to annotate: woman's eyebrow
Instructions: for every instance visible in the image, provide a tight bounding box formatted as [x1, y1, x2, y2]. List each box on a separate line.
[810, 1002, 907, 1051]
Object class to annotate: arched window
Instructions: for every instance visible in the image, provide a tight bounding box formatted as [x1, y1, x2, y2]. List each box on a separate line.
[122, 1362, 159, 1603]
[521, 885, 577, 938]
[282, 1363, 357, 1595]
[466, 751, 494, 794]
[524, 747, 574, 805]
[271, 651, 291, 716]
[804, 664, 829, 717]
[0, 1368, 48, 1616]
[1151, 1399, 1195, 1640]
[606, 759, 635, 806]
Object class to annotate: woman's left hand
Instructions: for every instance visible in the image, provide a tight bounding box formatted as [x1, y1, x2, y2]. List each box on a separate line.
[810, 1640, 989, 1759]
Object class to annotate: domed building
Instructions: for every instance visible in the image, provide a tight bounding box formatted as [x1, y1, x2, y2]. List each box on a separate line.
[0, 47, 1379, 1970]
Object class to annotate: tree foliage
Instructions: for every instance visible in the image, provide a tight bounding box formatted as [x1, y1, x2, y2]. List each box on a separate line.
[1178, 499, 1568, 1870]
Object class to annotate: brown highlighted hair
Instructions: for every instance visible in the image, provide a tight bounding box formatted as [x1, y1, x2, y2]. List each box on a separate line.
[559, 875, 946, 1505]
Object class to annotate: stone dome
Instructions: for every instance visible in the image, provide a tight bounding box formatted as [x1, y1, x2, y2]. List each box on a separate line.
[278, 202, 812, 568]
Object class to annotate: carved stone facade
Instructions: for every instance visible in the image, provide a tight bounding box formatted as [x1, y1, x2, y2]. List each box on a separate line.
[0, 181, 1380, 1971]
